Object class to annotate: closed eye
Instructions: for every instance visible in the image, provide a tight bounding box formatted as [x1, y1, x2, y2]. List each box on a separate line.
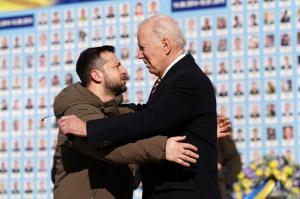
[115, 63, 121, 68]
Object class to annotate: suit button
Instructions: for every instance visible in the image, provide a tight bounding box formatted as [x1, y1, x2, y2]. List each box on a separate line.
[98, 140, 111, 148]
[103, 140, 111, 147]
[98, 142, 104, 148]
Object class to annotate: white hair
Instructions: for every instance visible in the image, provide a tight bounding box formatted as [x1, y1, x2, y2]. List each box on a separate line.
[138, 14, 186, 50]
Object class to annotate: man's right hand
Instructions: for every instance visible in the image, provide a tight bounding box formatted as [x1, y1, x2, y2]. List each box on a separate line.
[217, 115, 231, 138]
[165, 136, 199, 167]
[58, 115, 87, 137]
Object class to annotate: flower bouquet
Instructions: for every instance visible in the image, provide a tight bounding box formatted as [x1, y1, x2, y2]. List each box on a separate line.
[233, 155, 300, 199]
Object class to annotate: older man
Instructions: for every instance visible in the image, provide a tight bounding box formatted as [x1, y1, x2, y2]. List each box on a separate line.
[60, 15, 229, 199]
[53, 46, 200, 199]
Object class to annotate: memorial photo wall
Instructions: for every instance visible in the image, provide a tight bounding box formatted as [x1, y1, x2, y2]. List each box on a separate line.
[0, 0, 299, 198]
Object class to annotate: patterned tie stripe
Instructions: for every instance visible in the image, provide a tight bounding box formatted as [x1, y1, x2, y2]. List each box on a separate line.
[151, 78, 161, 94]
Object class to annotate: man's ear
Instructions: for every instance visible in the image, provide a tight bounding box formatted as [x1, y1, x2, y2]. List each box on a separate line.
[161, 38, 171, 55]
[90, 69, 102, 83]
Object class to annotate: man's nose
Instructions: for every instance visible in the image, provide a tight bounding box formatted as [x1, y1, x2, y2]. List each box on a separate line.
[120, 65, 128, 75]
[137, 49, 144, 59]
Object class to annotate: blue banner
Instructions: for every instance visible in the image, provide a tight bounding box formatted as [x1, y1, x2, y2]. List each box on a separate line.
[0, 14, 34, 30]
[172, 0, 226, 12]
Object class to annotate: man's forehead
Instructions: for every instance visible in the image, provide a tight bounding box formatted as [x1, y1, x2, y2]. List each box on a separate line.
[99, 51, 113, 56]
[100, 51, 115, 60]
[137, 23, 152, 37]
[137, 31, 149, 45]
[101, 52, 119, 64]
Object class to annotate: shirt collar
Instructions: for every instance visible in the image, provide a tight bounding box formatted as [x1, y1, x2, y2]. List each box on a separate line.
[160, 53, 185, 79]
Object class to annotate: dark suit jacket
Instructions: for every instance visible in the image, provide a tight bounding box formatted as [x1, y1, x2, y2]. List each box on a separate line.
[87, 54, 220, 199]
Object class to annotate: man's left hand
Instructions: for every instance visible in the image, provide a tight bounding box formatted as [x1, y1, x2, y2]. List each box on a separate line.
[165, 136, 199, 167]
[58, 115, 87, 137]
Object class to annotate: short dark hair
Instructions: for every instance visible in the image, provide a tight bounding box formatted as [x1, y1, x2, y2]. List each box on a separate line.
[76, 45, 115, 86]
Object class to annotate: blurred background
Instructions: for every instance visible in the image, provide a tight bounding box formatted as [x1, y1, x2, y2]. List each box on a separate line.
[0, 0, 299, 198]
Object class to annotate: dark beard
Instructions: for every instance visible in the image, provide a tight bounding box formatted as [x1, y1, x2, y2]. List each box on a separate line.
[109, 84, 127, 96]
[104, 77, 127, 96]
[103, 71, 129, 96]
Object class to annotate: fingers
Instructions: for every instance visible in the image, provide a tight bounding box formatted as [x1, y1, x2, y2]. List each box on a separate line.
[174, 152, 198, 167]
[217, 115, 232, 138]
[175, 158, 190, 167]
[58, 119, 70, 135]
[58, 115, 79, 135]
[179, 153, 197, 164]
[223, 121, 231, 128]
[177, 145, 199, 167]
[180, 143, 198, 152]
[165, 136, 200, 167]
[217, 114, 225, 121]
[177, 142, 199, 159]
[170, 136, 186, 142]
[59, 115, 77, 123]
[217, 115, 227, 123]
[58, 116, 74, 130]
[218, 119, 231, 128]
[217, 115, 231, 125]
[182, 148, 199, 159]
[218, 132, 231, 138]
[219, 124, 231, 132]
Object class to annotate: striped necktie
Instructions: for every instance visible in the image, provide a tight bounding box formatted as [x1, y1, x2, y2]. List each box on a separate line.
[151, 77, 161, 94]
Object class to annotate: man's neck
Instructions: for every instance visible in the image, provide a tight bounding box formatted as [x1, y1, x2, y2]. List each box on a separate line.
[86, 83, 115, 102]
[159, 49, 185, 78]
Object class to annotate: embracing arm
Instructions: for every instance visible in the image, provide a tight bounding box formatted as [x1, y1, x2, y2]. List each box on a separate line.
[63, 104, 167, 164]
[62, 104, 199, 166]
[86, 71, 215, 147]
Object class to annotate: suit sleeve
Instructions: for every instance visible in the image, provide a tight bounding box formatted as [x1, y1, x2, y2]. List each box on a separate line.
[120, 103, 146, 111]
[63, 104, 167, 164]
[87, 71, 214, 147]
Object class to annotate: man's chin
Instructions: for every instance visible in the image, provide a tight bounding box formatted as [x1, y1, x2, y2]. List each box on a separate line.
[114, 86, 127, 96]
[122, 86, 127, 93]
[146, 67, 157, 75]
[148, 69, 154, 74]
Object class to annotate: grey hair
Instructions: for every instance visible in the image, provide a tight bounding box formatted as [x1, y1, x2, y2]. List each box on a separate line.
[138, 14, 186, 49]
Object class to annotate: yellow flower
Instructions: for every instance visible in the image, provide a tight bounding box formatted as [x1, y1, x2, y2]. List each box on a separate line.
[269, 160, 278, 169]
[255, 169, 263, 176]
[233, 184, 241, 192]
[235, 156, 300, 198]
[238, 172, 245, 180]
[235, 192, 243, 199]
[245, 188, 252, 194]
[284, 180, 293, 189]
[283, 166, 293, 176]
[272, 169, 280, 179]
[242, 179, 252, 188]
[250, 163, 256, 170]
[264, 167, 271, 177]
[279, 173, 287, 182]
[291, 187, 300, 195]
